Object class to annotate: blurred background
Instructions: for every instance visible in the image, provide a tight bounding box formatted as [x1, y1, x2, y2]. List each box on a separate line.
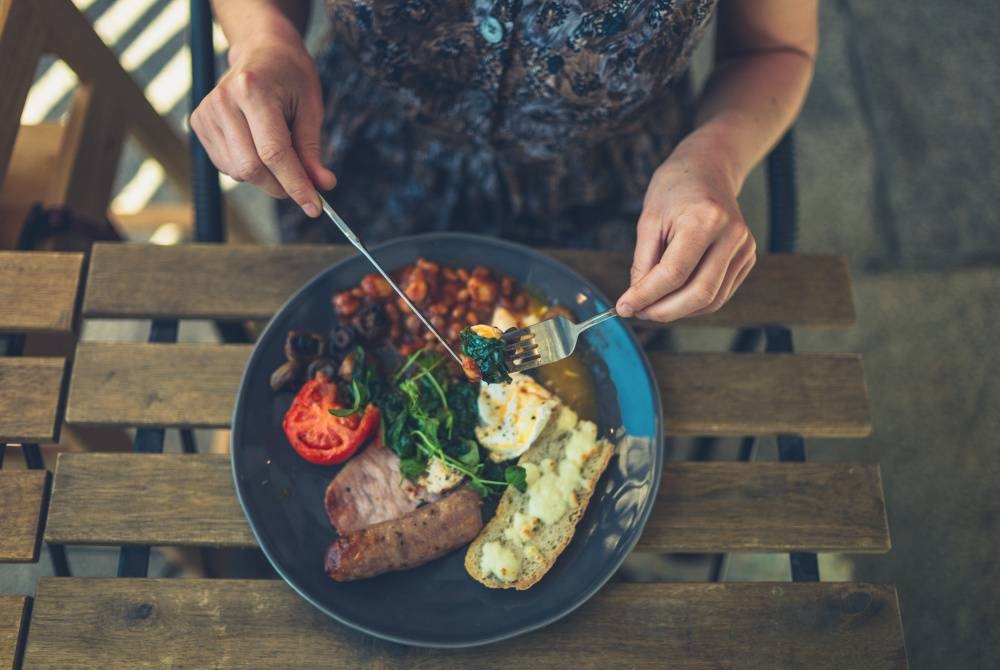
[2, 1, 998, 668]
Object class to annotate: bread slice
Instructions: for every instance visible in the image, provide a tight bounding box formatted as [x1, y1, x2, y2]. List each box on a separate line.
[465, 406, 614, 590]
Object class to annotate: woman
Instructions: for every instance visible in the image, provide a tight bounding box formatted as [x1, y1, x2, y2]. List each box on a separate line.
[192, 0, 817, 323]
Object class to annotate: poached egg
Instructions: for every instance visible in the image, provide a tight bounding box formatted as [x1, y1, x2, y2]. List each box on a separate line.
[475, 373, 559, 463]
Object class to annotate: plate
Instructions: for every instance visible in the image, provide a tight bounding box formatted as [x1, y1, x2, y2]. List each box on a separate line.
[231, 233, 663, 648]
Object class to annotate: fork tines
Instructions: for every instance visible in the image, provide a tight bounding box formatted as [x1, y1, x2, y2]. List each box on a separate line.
[503, 329, 541, 373]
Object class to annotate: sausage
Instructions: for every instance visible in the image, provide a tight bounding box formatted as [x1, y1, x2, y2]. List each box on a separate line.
[325, 487, 483, 581]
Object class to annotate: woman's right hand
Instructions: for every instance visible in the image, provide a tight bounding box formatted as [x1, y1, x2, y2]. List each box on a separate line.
[190, 29, 336, 217]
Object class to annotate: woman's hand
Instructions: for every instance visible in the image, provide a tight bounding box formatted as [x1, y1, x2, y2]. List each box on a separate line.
[190, 28, 336, 217]
[616, 140, 756, 323]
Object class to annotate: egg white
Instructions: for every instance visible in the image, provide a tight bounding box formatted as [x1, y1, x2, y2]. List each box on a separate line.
[475, 373, 560, 463]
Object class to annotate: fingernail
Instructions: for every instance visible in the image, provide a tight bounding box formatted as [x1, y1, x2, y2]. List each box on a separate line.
[635, 310, 649, 320]
[302, 202, 319, 217]
[617, 302, 635, 318]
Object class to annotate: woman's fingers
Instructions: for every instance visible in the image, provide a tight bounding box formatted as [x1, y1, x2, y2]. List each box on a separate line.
[214, 103, 286, 198]
[634, 233, 740, 323]
[292, 93, 337, 191]
[689, 239, 756, 317]
[243, 102, 322, 217]
[617, 225, 711, 317]
[629, 212, 666, 287]
[189, 111, 232, 178]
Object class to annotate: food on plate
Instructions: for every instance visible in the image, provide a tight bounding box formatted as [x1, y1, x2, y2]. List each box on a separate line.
[281, 374, 379, 465]
[475, 373, 559, 463]
[465, 406, 613, 590]
[325, 487, 483, 581]
[459, 324, 511, 384]
[269, 258, 613, 586]
[330, 260, 528, 358]
[324, 437, 439, 535]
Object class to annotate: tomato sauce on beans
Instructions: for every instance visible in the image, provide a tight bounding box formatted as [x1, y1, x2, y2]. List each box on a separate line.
[332, 259, 529, 357]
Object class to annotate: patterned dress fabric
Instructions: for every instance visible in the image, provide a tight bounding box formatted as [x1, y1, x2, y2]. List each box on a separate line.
[280, 0, 717, 249]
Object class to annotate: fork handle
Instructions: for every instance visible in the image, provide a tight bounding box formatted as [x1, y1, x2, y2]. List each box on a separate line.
[575, 307, 619, 334]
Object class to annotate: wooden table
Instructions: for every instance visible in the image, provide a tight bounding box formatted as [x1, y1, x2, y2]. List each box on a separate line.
[0, 243, 908, 669]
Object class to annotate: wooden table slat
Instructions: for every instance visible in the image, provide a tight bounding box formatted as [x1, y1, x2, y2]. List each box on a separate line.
[46, 454, 889, 554]
[638, 462, 890, 553]
[23, 578, 907, 669]
[0, 596, 29, 670]
[81, 243, 855, 328]
[0, 471, 50, 563]
[0, 357, 66, 443]
[0, 251, 84, 334]
[655, 352, 873, 438]
[65, 344, 872, 437]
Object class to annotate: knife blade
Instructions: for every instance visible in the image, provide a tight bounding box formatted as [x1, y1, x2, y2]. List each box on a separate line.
[318, 195, 463, 365]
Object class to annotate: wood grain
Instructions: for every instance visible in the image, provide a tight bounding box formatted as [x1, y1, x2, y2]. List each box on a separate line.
[637, 463, 889, 553]
[81, 243, 855, 328]
[83, 243, 354, 320]
[0, 252, 84, 334]
[0, 357, 66, 443]
[66, 345, 871, 437]
[65, 343, 248, 429]
[45, 454, 254, 547]
[0, 0, 46, 189]
[0, 471, 49, 562]
[45, 454, 889, 554]
[653, 352, 873, 437]
[0, 596, 28, 670]
[23, 578, 907, 669]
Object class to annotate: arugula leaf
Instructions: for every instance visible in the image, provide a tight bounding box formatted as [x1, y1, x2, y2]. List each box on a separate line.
[399, 457, 427, 480]
[504, 465, 528, 493]
[329, 379, 366, 417]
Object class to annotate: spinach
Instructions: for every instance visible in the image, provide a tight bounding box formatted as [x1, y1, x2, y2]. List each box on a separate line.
[332, 345, 527, 497]
[460, 328, 512, 384]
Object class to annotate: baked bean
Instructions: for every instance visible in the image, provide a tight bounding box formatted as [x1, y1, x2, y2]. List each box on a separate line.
[429, 302, 448, 316]
[467, 275, 498, 303]
[457, 268, 469, 282]
[500, 276, 514, 297]
[456, 289, 469, 302]
[465, 311, 478, 325]
[403, 268, 428, 303]
[513, 293, 528, 311]
[430, 314, 446, 330]
[332, 291, 361, 317]
[471, 266, 490, 280]
[442, 267, 457, 281]
[384, 302, 399, 321]
[360, 274, 392, 299]
[405, 314, 421, 333]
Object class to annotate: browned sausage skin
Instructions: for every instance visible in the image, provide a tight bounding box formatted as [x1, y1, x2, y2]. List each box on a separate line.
[325, 488, 483, 581]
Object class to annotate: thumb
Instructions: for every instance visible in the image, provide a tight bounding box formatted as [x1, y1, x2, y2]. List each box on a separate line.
[292, 95, 337, 191]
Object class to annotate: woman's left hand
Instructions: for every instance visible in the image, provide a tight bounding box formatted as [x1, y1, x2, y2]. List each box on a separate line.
[616, 141, 757, 323]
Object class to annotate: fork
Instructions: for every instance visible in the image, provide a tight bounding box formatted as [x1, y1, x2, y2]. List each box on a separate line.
[502, 307, 619, 373]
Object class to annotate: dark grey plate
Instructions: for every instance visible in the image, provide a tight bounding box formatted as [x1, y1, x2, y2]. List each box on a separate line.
[231, 233, 663, 648]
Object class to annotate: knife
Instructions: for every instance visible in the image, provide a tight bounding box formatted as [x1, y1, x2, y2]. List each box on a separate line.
[318, 195, 464, 365]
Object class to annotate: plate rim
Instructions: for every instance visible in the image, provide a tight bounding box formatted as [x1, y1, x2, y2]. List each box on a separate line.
[230, 232, 664, 648]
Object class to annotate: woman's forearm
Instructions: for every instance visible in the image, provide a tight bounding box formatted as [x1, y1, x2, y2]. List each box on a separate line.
[674, 0, 818, 193]
[211, 0, 311, 62]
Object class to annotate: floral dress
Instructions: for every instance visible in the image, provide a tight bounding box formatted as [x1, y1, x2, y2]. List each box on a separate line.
[279, 0, 717, 248]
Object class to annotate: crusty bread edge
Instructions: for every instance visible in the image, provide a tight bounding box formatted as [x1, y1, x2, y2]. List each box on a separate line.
[465, 438, 615, 590]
